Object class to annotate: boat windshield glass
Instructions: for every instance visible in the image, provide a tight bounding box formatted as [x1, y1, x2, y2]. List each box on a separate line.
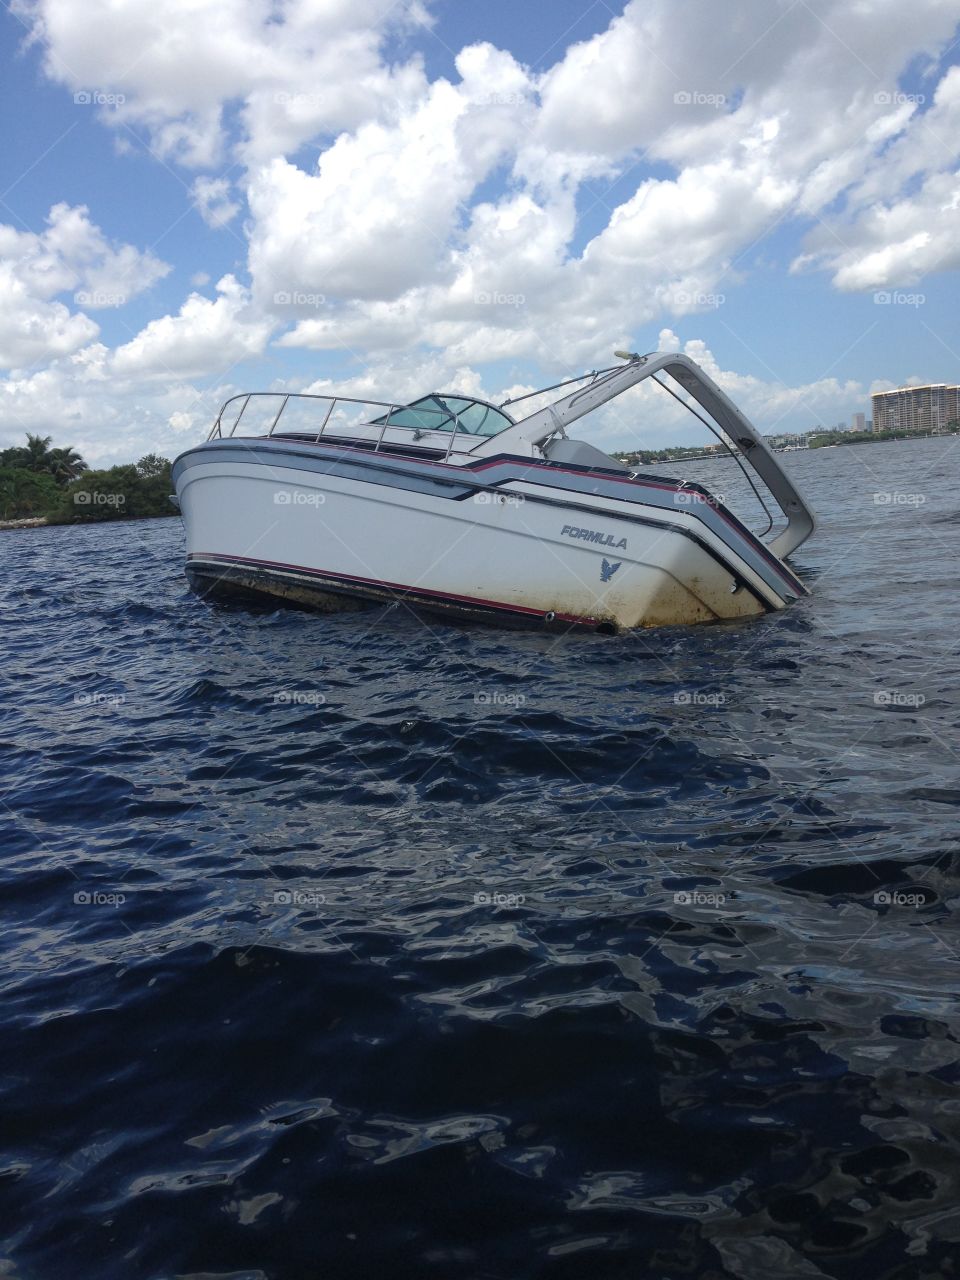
[375, 394, 514, 437]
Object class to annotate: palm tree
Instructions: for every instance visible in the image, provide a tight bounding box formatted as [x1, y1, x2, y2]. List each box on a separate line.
[48, 446, 89, 483]
[5, 434, 88, 484]
[9, 433, 55, 473]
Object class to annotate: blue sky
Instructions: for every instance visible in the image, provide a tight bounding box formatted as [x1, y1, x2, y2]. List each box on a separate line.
[1, 0, 959, 463]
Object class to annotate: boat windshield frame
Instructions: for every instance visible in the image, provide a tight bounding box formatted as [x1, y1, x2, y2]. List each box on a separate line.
[370, 393, 515, 437]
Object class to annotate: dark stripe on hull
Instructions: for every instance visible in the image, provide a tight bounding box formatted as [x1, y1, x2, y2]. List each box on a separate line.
[186, 553, 614, 630]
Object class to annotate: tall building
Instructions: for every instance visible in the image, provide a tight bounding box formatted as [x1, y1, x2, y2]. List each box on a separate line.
[872, 384, 960, 433]
[852, 412, 866, 432]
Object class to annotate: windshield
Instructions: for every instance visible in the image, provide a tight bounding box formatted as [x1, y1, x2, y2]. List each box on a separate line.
[374, 394, 514, 437]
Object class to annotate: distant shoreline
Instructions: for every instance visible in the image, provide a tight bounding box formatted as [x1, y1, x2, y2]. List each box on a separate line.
[619, 430, 957, 466]
[806, 430, 958, 449]
[0, 512, 179, 532]
[0, 516, 48, 531]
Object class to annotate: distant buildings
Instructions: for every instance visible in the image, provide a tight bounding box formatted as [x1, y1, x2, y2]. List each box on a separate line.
[762, 387, 958, 448]
[765, 431, 809, 449]
[872, 384, 960, 433]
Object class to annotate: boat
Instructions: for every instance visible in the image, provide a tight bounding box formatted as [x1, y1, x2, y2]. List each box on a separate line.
[171, 350, 816, 633]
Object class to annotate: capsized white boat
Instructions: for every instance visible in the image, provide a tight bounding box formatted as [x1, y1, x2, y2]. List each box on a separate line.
[171, 350, 816, 633]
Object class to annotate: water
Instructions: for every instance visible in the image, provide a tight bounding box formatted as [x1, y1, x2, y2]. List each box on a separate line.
[2, 438, 959, 1279]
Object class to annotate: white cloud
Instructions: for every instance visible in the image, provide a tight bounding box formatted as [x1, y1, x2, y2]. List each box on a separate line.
[14, 0, 437, 166]
[0, 344, 240, 465]
[0, 264, 99, 367]
[168, 408, 202, 434]
[0, 202, 169, 310]
[793, 67, 960, 289]
[660, 331, 865, 437]
[191, 176, 241, 228]
[0, 203, 169, 368]
[111, 274, 272, 379]
[274, 189, 575, 360]
[257, 0, 960, 376]
[248, 42, 533, 308]
[4, 0, 960, 460]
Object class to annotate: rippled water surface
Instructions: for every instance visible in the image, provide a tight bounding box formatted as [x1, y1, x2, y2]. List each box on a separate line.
[3, 438, 960, 1279]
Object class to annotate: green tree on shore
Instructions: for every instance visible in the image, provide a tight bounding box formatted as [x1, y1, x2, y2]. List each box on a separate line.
[808, 423, 960, 447]
[0, 467, 61, 520]
[48, 446, 90, 482]
[0, 433, 89, 481]
[0, 435, 176, 524]
[45, 455, 175, 523]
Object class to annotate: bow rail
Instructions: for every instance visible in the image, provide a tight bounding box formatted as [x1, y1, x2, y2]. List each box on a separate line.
[209, 391, 472, 461]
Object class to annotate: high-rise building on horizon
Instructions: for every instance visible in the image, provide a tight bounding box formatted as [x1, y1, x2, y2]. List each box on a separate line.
[872, 384, 960, 433]
[852, 412, 866, 432]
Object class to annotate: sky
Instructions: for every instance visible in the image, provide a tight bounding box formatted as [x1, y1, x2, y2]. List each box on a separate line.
[1, 0, 959, 465]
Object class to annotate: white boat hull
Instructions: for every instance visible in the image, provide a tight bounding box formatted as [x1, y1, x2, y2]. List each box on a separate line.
[173, 439, 807, 632]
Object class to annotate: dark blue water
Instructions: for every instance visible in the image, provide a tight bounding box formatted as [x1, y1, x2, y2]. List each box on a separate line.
[3, 438, 959, 1280]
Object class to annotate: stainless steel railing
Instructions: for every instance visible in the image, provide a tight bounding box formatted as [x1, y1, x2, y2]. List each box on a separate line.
[209, 392, 466, 460]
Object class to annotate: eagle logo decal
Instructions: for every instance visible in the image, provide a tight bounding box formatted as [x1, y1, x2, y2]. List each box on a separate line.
[601, 558, 621, 583]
